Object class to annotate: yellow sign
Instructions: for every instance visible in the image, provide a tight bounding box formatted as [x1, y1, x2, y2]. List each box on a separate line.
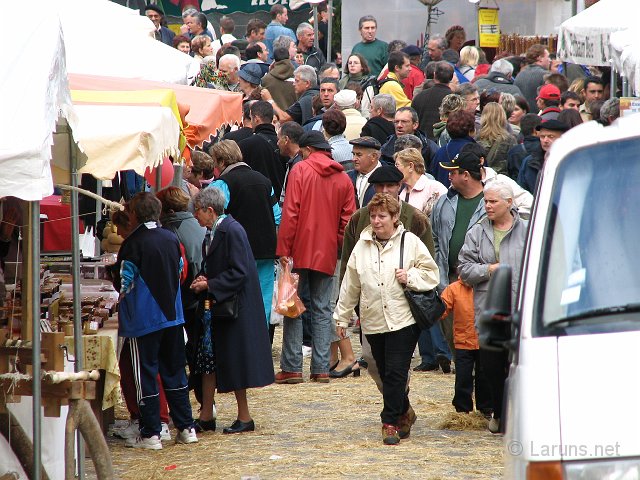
[478, 8, 500, 48]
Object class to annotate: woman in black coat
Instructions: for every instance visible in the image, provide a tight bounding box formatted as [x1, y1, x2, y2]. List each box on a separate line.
[190, 187, 275, 434]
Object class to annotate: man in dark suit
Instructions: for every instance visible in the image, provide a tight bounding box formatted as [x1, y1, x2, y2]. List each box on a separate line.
[144, 5, 175, 47]
[412, 61, 454, 140]
[347, 137, 383, 209]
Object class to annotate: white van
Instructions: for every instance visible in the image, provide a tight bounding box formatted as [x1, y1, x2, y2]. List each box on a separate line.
[479, 114, 640, 479]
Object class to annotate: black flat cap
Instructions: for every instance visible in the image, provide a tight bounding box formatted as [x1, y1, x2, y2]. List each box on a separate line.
[368, 165, 404, 184]
[144, 4, 164, 15]
[298, 131, 332, 150]
[536, 119, 570, 132]
[349, 136, 381, 150]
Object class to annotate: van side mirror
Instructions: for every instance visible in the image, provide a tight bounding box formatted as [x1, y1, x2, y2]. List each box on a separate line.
[478, 265, 513, 351]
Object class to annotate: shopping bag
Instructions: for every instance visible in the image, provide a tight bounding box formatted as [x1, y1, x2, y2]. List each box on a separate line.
[270, 263, 284, 325]
[275, 258, 306, 318]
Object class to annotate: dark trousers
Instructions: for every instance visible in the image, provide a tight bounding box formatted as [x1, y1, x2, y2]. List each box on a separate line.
[119, 339, 169, 424]
[366, 324, 420, 425]
[479, 347, 509, 419]
[129, 325, 194, 438]
[183, 306, 202, 404]
[452, 348, 492, 413]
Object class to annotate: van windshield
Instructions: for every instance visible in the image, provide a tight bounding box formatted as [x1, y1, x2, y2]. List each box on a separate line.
[538, 138, 640, 327]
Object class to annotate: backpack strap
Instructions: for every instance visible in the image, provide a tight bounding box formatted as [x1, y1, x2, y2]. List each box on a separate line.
[399, 231, 407, 269]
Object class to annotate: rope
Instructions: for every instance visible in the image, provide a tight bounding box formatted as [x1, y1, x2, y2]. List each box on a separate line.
[54, 185, 124, 212]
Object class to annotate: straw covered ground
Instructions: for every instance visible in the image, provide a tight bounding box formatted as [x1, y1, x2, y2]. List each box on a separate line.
[95, 326, 504, 479]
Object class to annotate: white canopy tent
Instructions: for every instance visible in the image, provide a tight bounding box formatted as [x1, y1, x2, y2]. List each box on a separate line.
[609, 29, 640, 95]
[557, 0, 640, 66]
[57, 0, 199, 84]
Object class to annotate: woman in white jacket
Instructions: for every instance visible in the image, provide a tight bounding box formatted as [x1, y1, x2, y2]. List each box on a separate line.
[334, 193, 440, 445]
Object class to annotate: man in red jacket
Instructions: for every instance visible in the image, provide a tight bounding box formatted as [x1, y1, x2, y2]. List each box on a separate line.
[275, 131, 356, 383]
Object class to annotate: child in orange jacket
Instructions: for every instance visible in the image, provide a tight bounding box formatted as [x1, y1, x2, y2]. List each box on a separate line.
[440, 279, 491, 415]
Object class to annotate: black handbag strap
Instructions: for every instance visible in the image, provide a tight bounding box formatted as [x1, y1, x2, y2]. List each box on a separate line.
[399, 231, 406, 270]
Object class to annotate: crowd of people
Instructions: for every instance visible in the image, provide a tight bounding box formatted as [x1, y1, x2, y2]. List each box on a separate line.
[111, 2, 623, 449]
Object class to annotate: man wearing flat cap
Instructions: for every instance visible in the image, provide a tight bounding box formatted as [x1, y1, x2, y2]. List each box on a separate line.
[144, 4, 175, 46]
[275, 131, 356, 384]
[339, 165, 435, 401]
[348, 137, 383, 209]
[518, 119, 569, 194]
[334, 90, 367, 141]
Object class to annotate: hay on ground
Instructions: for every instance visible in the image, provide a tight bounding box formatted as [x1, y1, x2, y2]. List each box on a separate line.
[436, 411, 489, 431]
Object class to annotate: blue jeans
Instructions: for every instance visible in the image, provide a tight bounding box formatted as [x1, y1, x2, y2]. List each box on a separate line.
[280, 269, 334, 375]
[417, 322, 452, 364]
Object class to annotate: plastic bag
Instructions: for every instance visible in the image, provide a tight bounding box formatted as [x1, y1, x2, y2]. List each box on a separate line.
[274, 258, 306, 318]
[270, 263, 284, 325]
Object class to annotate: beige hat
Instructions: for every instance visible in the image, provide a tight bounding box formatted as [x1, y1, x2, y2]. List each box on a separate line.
[333, 89, 358, 108]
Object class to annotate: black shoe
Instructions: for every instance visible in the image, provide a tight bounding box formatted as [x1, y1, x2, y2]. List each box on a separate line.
[223, 419, 255, 434]
[413, 362, 439, 371]
[194, 418, 216, 433]
[330, 360, 339, 371]
[357, 357, 368, 369]
[436, 355, 452, 374]
[329, 361, 361, 378]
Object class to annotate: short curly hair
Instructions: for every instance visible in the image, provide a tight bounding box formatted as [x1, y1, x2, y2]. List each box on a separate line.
[322, 108, 347, 136]
[446, 110, 476, 138]
[367, 193, 400, 227]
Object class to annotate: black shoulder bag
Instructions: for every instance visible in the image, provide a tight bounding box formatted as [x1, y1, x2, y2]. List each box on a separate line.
[399, 231, 445, 330]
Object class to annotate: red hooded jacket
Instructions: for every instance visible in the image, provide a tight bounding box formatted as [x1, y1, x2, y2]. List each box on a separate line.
[276, 150, 356, 275]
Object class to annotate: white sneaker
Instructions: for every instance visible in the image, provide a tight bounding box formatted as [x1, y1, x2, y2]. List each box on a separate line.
[175, 427, 198, 444]
[113, 420, 139, 440]
[160, 422, 171, 441]
[302, 346, 312, 358]
[211, 402, 217, 420]
[125, 435, 162, 450]
[488, 417, 501, 434]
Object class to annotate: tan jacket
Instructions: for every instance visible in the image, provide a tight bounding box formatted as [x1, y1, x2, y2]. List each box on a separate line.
[342, 108, 368, 141]
[334, 224, 440, 334]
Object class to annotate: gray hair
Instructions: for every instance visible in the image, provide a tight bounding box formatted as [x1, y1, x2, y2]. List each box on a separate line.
[500, 93, 516, 118]
[491, 58, 514, 77]
[182, 8, 197, 20]
[296, 22, 313, 37]
[600, 97, 620, 123]
[295, 65, 318, 88]
[430, 34, 447, 51]
[484, 180, 514, 201]
[456, 82, 478, 97]
[358, 15, 377, 29]
[396, 106, 419, 124]
[193, 187, 226, 216]
[219, 53, 240, 69]
[372, 94, 396, 118]
[394, 134, 422, 153]
[202, 55, 217, 68]
[388, 40, 407, 54]
[273, 35, 295, 51]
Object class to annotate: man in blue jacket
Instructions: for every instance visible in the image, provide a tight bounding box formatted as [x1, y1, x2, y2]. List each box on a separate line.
[117, 192, 197, 450]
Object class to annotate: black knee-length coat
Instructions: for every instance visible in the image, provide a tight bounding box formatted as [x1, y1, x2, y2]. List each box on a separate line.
[202, 215, 275, 393]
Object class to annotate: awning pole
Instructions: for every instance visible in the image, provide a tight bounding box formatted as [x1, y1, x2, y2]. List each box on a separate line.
[155, 164, 162, 193]
[30, 200, 42, 480]
[95, 179, 102, 255]
[327, 0, 333, 63]
[611, 68, 618, 98]
[70, 134, 86, 480]
[313, 6, 319, 50]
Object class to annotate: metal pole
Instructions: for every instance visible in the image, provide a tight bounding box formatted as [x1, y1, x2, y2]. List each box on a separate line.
[327, 0, 333, 63]
[611, 68, 618, 99]
[622, 77, 629, 97]
[172, 163, 183, 188]
[155, 164, 162, 193]
[95, 179, 102, 256]
[571, 0, 577, 16]
[30, 201, 42, 480]
[313, 6, 319, 50]
[70, 139, 85, 480]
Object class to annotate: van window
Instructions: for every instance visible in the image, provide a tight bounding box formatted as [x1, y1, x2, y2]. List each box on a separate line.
[537, 138, 640, 329]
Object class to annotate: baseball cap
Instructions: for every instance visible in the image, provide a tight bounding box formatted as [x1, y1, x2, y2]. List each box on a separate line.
[349, 136, 381, 150]
[368, 166, 404, 184]
[298, 131, 332, 150]
[238, 63, 263, 86]
[439, 143, 484, 173]
[402, 45, 422, 57]
[537, 84, 561, 101]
